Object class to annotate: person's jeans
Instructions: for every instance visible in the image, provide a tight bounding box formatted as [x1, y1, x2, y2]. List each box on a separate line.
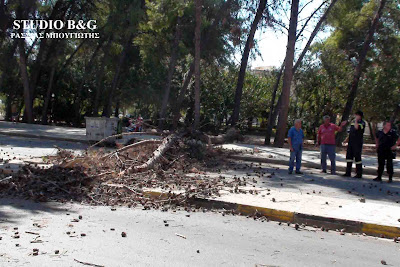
[289, 148, 302, 172]
[320, 144, 336, 173]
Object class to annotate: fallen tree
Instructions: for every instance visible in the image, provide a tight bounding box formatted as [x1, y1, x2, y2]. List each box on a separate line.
[0, 130, 246, 209]
[122, 132, 184, 174]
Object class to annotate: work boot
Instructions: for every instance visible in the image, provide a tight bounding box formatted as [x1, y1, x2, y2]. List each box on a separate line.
[373, 177, 382, 182]
[355, 164, 362, 179]
[344, 162, 352, 177]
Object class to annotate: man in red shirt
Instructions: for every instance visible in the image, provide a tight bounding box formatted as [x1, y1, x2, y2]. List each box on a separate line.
[317, 115, 347, 174]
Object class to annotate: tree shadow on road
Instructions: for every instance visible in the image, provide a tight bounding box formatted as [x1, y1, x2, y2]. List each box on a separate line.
[0, 197, 68, 225]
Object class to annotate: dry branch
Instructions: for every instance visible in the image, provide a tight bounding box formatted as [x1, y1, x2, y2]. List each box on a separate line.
[87, 131, 162, 149]
[122, 132, 184, 174]
[101, 139, 162, 159]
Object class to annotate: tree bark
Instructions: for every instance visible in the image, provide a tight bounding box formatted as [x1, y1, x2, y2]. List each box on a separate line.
[102, 34, 132, 118]
[41, 66, 56, 124]
[274, 0, 300, 147]
[337, 0, 387, 144]
[264, 64, 284, 145]
[231, 0, 267, 126]
[158, 18, 182, 130]
[93, 35, 113, 116]
[17, 38, 33, 123]
[193, 0, 202, 130]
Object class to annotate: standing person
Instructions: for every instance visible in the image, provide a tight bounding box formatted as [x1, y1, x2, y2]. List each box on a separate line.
[343, 111, 366, 178]
[11, 102, 18, 123]
[288, 119, 304, 174]
[317, 115, 347, 174]
[374, 121, 399, 183]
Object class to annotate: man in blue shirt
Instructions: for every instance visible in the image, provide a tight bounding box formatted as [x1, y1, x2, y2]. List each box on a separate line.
[288, 119, 305, 174]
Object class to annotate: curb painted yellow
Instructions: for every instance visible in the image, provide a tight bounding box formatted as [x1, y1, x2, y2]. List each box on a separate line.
[361, 223, 400, 239]
[143, 190, 400, 239]
[237, 204, 294, 222]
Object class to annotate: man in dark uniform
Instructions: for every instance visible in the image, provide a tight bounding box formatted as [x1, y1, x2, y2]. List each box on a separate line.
[374, 121, 399, 183]
[343, 111, 366, 178]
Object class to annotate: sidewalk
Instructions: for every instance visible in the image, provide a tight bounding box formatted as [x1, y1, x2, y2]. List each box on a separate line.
[183, 161, 400, 238]
[219, 143, 400, 177]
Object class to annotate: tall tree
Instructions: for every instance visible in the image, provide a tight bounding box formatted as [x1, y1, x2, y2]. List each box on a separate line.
[272, 0, 338, 146]
[73, 40, 104, 125]
[17, 37, 33, 123]
[172, 62, 195, 129]
[264, 63, 284, 145]
[93, 35, 113, 116]
[158, 17, 182, 130]
[193, 0, 202, 129]
[231, 0, 267, 126]
[337, 0, 387, 143]
[102, 34, 133, 117]
[273, 0, 299, 147]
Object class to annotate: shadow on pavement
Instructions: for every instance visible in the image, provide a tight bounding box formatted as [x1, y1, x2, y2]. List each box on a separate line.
[228, 162, 400, 204]
[0, 198, 66, 225]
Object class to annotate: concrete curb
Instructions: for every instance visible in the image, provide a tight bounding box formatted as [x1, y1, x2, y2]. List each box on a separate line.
[143, 191, 400, 239]
[228, 154, 400, 178]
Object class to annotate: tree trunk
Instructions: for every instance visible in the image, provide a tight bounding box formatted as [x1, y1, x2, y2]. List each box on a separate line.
[41, 66, 56, 124]
[337, 0, 387, 144]
[18, 38, 33, 123]
[367, 121, 375, 141]
[93, 35, 113, 116]
[193, 0, 202, 130]
[172, 0, 232, 130]
[231, 0, 267, 126]
[5, 96, 11, 121]
[102, 34, 132, 118]
[114, 100, 120, 118]
[273, 0, 299, 147]
[264, 63, 284, 145]
[73, 40, 103, 126]
[172, 62, 195, 129]
[158, 18, 182, 130]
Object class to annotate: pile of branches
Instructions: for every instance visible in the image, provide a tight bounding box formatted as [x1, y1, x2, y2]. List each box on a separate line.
[0, 133, 239, 210]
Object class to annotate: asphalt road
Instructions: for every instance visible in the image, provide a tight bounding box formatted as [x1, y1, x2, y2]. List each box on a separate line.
[0, 198, 399, 267]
